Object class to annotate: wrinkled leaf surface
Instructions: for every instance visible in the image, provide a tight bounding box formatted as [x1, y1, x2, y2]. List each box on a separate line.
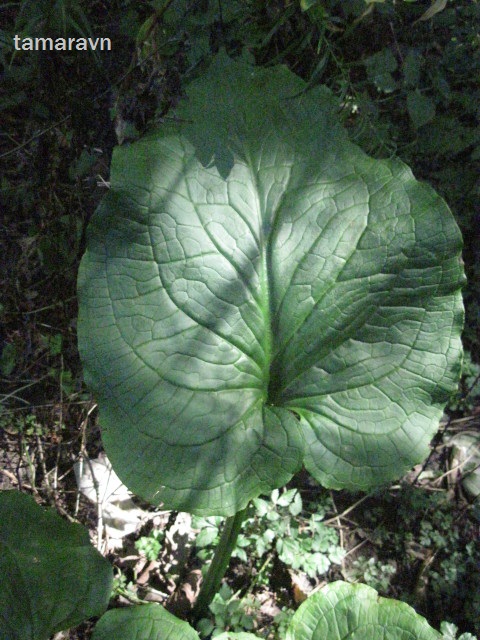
[78, 53, 464, 515]
[286, 581, 441, 640]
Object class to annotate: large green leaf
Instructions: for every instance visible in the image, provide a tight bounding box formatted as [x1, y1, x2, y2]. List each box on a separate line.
[77, 52, 464, 516]
[92, 604, 199, 640]
[287, 581, 441, 640]
[0, 491, 112, 640]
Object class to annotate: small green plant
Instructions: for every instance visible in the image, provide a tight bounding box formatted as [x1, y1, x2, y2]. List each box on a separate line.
[448, 351, 480, 413]
[196, 584, 260, 638]
[346, 555, 396, 593]
[440, 621, 477, 640]
[192, 515, 224, 564]
[111, 570, 139, 603]
[0, 408, 43, 437]
[238, 489, 345, 579]
[241, 488, 304, 562]
[135, 529, 165, 562]
[273, 606, 296, 639]
[193, 489, 344, 585]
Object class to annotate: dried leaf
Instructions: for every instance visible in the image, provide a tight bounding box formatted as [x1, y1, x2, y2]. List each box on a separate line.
[414, 0, 448, 25]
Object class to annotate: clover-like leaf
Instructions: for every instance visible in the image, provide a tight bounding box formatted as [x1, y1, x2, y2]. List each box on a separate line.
[0, 491, 112, 640]
[78, 52, 464, 516]
[287, 581, 441, 640]
[92, 604, 199, 640]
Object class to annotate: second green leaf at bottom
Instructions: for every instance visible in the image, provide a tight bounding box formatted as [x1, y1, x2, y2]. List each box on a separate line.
[287, 581, 441, 640]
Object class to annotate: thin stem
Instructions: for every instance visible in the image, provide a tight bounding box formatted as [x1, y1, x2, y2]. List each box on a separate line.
[191, 506, 248, 621]
[244, 552, 273, 597]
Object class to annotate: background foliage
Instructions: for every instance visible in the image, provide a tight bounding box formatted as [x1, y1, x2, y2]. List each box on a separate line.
[1, 1, 479, 638]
